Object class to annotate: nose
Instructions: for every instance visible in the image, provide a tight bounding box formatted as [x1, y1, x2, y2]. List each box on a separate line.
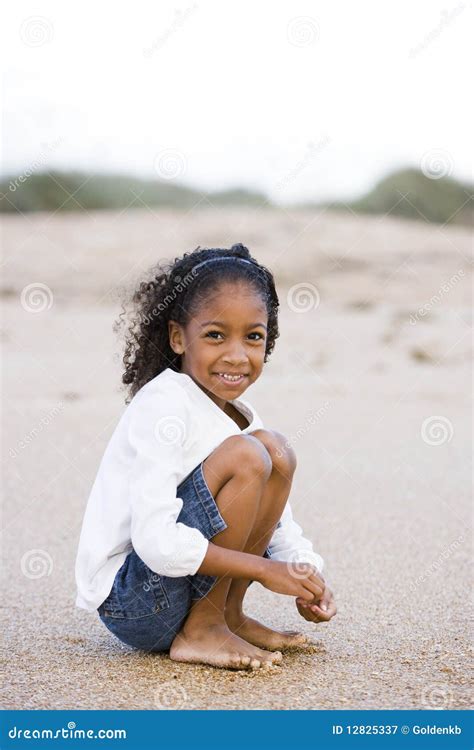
[221, 340, 249, 366]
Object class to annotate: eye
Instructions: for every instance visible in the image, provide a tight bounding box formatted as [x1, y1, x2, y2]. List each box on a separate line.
[205, 330, 265, 342]
[205, 331, 224, 339]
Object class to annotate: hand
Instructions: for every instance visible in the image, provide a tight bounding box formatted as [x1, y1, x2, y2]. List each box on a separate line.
[296, 583, 337, 623]
[258, 560, 325, 601]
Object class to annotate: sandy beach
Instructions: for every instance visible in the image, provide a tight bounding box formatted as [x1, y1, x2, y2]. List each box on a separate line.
[1, 206, 472, 709]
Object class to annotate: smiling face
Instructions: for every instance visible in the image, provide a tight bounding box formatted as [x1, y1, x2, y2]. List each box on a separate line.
[168, 281, 268, 410]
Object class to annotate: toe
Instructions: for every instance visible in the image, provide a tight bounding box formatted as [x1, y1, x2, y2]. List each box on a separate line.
[289, 632, 308, 643]
[240, 655, 251, 666]
[250, 659, 261, 669]
[296, 637, 308, 645]
[270, 650, 283, 663]
[229, 654, 243, 669]
[256, 647, 274, 661]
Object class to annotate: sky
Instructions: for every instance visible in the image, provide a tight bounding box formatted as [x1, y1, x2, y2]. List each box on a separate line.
[2, 0, 472, 204]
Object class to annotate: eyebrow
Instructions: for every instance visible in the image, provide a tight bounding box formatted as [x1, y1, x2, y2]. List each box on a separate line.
[200, 320, 267, 330]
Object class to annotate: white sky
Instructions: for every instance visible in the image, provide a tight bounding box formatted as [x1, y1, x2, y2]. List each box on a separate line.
[2, 0, 473, 203]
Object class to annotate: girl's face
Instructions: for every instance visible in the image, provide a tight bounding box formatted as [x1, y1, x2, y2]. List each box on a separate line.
[168, 281, 268, 409]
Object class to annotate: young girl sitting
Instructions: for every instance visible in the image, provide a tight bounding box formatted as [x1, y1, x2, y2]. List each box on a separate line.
[75, 243, 336, 670]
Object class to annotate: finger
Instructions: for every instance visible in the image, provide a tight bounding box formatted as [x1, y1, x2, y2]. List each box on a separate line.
[308, 604, 332, 622]
[298, 605, 315, 622]
[319, 596, 329, 612]
[299, 604, 326, 623]
[309, 577, 326, 595]
[303, 579, 324, 599]
[308, 571, 325, 586]
[298, 587, 315, 602]
[316, 586, 334, 612]
[296, 596, 309, 607]
[312, 600, 338, 620]
[321, 590, 336, 612]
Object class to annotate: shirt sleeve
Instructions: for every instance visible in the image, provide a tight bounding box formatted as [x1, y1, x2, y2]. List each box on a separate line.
[267, 500, 324, 574]
[127, 388, 209, 577]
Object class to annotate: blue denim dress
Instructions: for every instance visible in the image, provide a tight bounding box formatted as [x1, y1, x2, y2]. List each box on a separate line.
[97, 460, 272, 653]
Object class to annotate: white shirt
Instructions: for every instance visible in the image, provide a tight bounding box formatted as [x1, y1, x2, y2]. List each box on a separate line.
[75, 368, 324, 611]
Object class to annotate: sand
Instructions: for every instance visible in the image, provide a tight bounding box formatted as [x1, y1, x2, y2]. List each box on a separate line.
[1, 206, 472, 709]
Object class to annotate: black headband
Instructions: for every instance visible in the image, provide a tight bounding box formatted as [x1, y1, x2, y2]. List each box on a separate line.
[191, 257, 269, 284]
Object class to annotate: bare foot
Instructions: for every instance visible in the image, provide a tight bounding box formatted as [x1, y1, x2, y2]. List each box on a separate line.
[227, 613, 308, 651]
[170, 621, 283, 670]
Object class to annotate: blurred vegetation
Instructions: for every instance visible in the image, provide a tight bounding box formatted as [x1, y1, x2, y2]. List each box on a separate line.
[1, 168, 472, 226]
[329, 169, 473, 226]
[0, 171, 268, 213]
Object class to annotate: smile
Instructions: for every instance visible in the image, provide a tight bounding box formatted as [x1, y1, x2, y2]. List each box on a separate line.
[214, 373, 248, 385]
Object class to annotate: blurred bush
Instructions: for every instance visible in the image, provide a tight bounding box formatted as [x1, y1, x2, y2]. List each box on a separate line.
[1, 167, 472, 226]
[331, 168, 473, 226]
[0, 171, 268, 213]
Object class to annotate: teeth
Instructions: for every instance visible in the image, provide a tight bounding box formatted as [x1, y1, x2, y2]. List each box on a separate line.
[218, 373, 244, 381]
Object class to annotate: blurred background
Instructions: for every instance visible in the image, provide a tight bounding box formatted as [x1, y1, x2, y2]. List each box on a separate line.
[1, 0, 473, 220]
[1, 0, 472, 711]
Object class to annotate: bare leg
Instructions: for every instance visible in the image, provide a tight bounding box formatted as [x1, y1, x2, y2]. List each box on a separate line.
[170, 435, 283, 670]
[225, 430, 308, 650]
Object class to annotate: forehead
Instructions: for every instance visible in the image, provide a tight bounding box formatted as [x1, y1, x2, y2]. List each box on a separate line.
[195, 281, 267, 320]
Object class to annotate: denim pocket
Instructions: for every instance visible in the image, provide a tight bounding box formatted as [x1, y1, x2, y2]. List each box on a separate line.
[98, 553, 170, 620]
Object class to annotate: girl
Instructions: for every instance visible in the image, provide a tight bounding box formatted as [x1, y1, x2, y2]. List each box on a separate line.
[75, 243, 336, 670]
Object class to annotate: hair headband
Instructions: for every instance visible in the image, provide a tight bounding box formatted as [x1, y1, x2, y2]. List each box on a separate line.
[192, 256, 257, 273]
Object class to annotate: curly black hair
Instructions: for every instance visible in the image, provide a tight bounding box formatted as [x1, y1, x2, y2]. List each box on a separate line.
[114, 243, 280, 403]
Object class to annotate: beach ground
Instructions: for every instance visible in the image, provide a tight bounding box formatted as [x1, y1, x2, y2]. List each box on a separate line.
[1, 208, 472, 709]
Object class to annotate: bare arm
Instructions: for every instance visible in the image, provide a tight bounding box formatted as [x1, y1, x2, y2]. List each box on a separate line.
[197, 542, 266, 579]
[197, 542, 324, 601]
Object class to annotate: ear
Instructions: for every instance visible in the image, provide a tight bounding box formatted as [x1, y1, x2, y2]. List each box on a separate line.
[168, 320, 185, 355]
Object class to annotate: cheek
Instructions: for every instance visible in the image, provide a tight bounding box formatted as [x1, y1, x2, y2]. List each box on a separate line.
[190, 340, 212, 361]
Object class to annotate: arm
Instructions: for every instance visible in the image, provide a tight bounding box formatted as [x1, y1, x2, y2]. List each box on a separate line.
[268, 500, 337, 622]
[128, 389, 324, 600]
[198, 542, 325, 601]
[128, 389, 209, 577]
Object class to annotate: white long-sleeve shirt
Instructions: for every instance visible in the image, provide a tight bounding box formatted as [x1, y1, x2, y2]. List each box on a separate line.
[75, 368, 323, 611]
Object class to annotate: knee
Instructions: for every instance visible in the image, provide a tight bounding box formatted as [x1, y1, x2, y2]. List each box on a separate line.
[249, 429, 297, 478]
[221, 434, 273, 483]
